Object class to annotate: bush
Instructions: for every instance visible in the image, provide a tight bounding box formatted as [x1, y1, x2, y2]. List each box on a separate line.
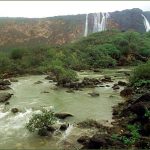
[10, 48, 25, 60]
[51, 65, 77, 84]
[26, 109, 56, 132]
[112, 124, 140, 146]
[130, 61, 150, 86]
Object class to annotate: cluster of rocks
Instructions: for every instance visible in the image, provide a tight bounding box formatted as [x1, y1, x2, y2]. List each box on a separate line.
[0, 79, 11, 90]
[0, 93, 13, 102]
[38, 112, 73, 136]
[112, 90, 150, 149]
[60, 76, 114, 90]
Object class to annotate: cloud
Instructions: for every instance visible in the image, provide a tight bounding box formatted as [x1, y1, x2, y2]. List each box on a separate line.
[0, 1, 149, 18]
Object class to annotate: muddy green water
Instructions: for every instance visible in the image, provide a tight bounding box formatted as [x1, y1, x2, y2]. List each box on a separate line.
[0, 68, 131, 149]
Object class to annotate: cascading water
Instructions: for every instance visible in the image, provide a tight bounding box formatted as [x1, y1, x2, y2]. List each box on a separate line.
[84, 14, 88, 37]
[93, 12, 109, 33]
[141, 14, 150, 32]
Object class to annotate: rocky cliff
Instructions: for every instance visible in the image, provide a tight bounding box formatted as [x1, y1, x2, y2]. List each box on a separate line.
[0, 8, 150, 49]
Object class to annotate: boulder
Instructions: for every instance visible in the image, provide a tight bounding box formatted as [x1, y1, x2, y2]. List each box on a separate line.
[11, 108, 19, 113]
[54, 112, 73, 119]
[77, 136, 90, 145]
[34, 81, 43, 84]
[60, 123, 69, 131]
[120, 87, 133, 97]
[0, 93, 13, 102]
[88, 134, 108, 149]
[88, 92, 100, 97]
[118, 81, 127, 86]
[112, 84, 120, 90]
[0, 79, 11, 85]
[5, 101, 10, 105]
[101, 76, 112, 82]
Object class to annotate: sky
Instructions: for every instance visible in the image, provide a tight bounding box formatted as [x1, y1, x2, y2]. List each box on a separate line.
[0, 1, 150, 18]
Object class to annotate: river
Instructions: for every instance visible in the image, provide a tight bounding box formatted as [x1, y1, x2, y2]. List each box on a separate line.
[0, 67, 131, 149]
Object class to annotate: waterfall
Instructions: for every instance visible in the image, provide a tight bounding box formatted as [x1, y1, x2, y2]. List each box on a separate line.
[141, 14, 150, 32]
[93, 12, 109, 33]
[84, 14, 88, 36]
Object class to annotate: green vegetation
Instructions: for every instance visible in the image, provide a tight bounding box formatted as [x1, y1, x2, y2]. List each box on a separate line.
[26, 109, 56, 132]
[130, 61, 150, 87]
[112, 124, 140, 146]
[0, 30, 149, 80]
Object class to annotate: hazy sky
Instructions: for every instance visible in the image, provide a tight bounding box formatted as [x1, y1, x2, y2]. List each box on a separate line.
[0, 1, 150, 18]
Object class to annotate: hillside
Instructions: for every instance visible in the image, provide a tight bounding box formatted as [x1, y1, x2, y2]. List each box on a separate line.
[0, 8, 150, 50]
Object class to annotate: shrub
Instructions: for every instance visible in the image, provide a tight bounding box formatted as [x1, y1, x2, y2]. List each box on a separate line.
[112, 124, 140, 146]
[10, 48, 25, 60]
[130, 61, 150, 86]
[50, 64, 77, 84]
[26, 109, 56, 132]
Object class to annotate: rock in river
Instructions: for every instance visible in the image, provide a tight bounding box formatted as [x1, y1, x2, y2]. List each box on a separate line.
[11, 108, 19, 113]
[60, 123, 69, 131]
[0, 93, 13, 102]
[88, 92, 100, 97]
[54, 112, 73, 119]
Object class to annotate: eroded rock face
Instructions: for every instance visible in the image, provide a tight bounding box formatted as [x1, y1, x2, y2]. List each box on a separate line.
[0, 93, 13, 102]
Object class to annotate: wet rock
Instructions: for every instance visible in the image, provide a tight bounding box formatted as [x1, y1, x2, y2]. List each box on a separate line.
[5, 101, 10, 105]
[60, 123, 69, 131]
[0, 93, 13, 102]
[54, 112, 73, 119]
[124, 72, 130, 76]
[106, 85, 110, 87]
[101, 76, 112, 82]
[38, 127, 49, 136]
[34, 81, 43, 84]
[88, 92, 99, 97]
[112, 84, 120, 90]
[77, 136, 90, 145]
[0, 79, 11, 85]
[120, 87, 133, 97]
[118, 81, 127, 86]
[66, 89, 75, 93]
[45, 75, 56, 81]
[41, 91, 50, 93]
[46, 125, 56, 132]
[0, 85, 11, 90]
[88, 134, 108, 149]
[93, 69, 102, 73]
[11, 108, 19, 113]
[10, 78, 18, 82]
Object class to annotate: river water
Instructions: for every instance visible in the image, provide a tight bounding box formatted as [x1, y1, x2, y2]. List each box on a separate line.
[0, 68, 131, 149]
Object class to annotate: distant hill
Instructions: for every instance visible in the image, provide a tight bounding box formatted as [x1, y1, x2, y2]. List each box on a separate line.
[0, 8, 150, 50]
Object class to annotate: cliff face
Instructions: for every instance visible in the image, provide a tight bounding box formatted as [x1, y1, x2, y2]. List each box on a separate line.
[0, 8, 150, 49]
